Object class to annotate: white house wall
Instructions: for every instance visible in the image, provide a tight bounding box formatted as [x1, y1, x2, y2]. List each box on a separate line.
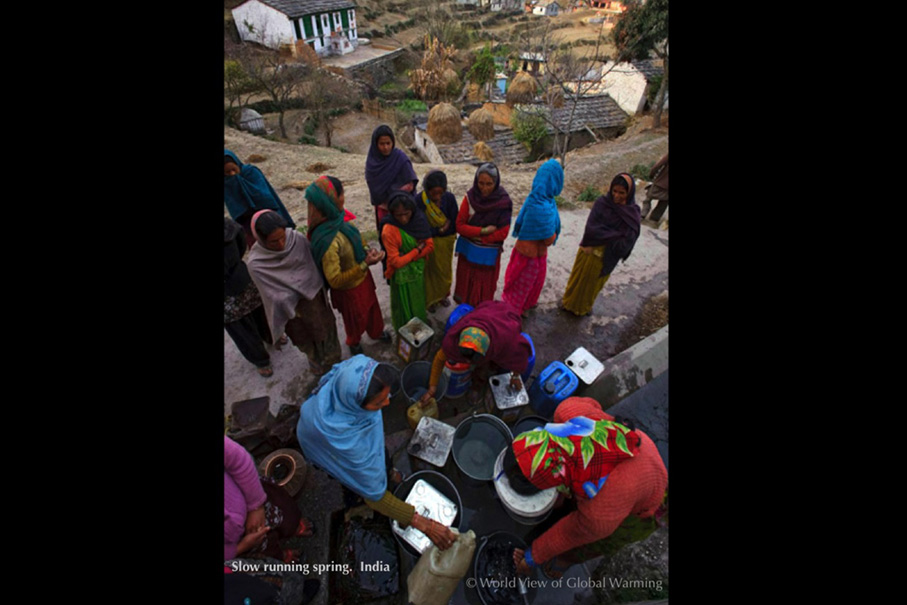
[599, 61, 649, 115]
[414, 129, 444, 164]
[233, 0, 296, 49]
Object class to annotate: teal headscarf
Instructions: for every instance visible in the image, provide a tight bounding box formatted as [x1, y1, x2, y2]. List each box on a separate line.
[224, 149, 296, 228]
[305, 176, 366, 269]
[512, 158, 563, 242]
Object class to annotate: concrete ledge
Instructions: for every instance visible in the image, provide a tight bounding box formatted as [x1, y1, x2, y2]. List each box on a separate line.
[578, 325, 668, 410]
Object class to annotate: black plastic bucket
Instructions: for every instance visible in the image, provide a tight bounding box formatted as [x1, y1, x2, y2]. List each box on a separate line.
[390, 470, 463, 559]
[401, 361, 449, 403]
[452, 414, 513, 487]
[511, 415, 547, 437]
[473, 531, 537, 605]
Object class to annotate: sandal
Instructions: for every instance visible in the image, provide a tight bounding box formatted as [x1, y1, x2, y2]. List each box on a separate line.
[282, 548, 302, 564]
[295, 518, 317, 537]
[275, 334, 288, 351]
[439, 298, 451, 308]
[377, 330, 393, 343]
[258, 366, 274, 378]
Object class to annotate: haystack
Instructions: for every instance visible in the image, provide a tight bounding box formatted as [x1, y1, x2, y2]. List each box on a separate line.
[427, 103, 462, 144]
[473, 141, 495, 163]
[468, 107, 494, 141]
[506, 71, 539, 106]
[544, 85, 565, 108]
[467, 82, 483, 103]
[483, 102, 513, 127]
[441, 68, 461, 96]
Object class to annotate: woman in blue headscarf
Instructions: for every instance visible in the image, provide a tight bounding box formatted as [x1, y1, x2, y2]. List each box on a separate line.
[225, 149, 296, 248]
[296, 355, 457, 551]
[502, 159, 563, 315]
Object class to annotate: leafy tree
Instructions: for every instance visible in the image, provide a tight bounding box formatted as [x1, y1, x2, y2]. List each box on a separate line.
[511, 108, 548, 156]
[467, 44, 496, 100]
[613, 0, 669, 128]
[224, 59, 260, 124]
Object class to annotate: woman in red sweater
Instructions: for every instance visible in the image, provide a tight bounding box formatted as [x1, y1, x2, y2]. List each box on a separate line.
[504, 397, 668, 578]
[453, 163, 513, 306]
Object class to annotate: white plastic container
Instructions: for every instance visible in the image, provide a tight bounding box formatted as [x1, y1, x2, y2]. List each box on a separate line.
[406, 529, 476, 605]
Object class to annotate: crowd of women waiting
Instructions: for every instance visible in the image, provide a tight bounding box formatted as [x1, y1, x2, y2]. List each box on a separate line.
[224, 127, 664, 600]
[225, 124, 646, 378]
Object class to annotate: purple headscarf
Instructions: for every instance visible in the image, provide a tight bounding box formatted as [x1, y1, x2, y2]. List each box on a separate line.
[364, 125, 418, 207]
[379, 192, 433, 241]
[465, 162, 513, 229]
[580, 173, 642, 277]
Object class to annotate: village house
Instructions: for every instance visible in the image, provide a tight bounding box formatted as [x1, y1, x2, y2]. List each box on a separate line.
[518, 52, 547, 76]
[574, 59, 665, 116]
[514, 94, 628, 156]
[588, 0, 627, 10]
[231, 0, 359, 57]
[490, 0, 523, 11]
[532, 0, 561, 16]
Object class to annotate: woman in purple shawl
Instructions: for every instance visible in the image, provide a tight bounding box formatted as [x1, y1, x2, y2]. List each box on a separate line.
[422, 300, 531, 403]
[453, 163, 513, 306]
[364, 125, 418, 233]
[561, 173, 641, 316]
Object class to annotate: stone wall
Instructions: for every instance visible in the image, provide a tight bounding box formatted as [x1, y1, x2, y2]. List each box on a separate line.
[345, 49, 404, 91]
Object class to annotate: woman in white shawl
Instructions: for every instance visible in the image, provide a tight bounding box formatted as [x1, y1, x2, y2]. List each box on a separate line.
[246, 210, 342, 376]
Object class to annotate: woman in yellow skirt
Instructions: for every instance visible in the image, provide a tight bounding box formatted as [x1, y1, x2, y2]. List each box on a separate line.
[562, 173, 641, 316]
[415, 170, 459, 311]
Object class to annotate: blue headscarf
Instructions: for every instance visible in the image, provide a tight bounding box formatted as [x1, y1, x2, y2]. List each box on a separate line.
[512, 159, 563, 243]
[224, 149, 296, 228]
[296, 355, 387, 501]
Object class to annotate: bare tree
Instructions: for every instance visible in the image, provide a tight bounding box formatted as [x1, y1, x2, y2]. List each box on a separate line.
[226, 42, 309, 140]
[300, 69, 361, 148]
[510, 19, 614, 168]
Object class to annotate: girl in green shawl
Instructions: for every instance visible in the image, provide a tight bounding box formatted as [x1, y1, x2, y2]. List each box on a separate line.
[380, 193, 434, 331]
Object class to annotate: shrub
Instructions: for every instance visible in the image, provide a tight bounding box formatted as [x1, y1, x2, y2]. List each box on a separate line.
[511, 109, 548, 151]
[578, 185, 601, 202]
[629, 162, 654, 181]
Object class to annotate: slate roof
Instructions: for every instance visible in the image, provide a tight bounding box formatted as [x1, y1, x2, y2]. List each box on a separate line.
[549, 94, 628, 132]
[248, 0, 356, 18]
[631, 59, 665, 82]
[516, 94, 628, 134]
[416, 120, 528, 166]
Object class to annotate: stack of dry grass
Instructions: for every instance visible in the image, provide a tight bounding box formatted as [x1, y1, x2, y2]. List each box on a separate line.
[473, 141, 495, 163]
[482, 102, 513, 127]
[544, 85, 565, 108]
[295, 41, 322, 67]
[468, 108, 494, 141]
[467, 82, 483, 103]
[441, 68, 460, 96]
[427, 103, 462, 144]
[506, 71, 539, 106]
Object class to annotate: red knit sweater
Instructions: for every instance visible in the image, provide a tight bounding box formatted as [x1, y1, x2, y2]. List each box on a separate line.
[530, 397, 668, 564]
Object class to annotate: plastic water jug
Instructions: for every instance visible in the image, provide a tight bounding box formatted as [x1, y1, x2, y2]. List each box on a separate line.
[406, 529, 476, 605]
[528, 361, 579, 419]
